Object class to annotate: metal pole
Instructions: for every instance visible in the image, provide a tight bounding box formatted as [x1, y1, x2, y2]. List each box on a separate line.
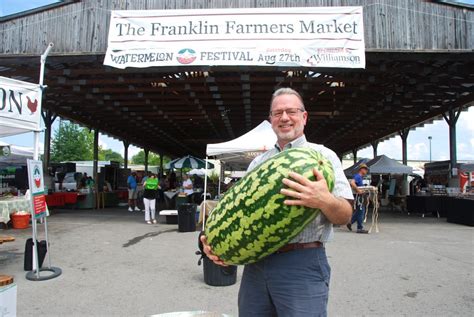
[44, 217, 51, 269]
[217, 163, 221, 198]
[428, 136, 432, 162]
[39, 43, 53, 86]
[31, 216, 40, 278]
[32, 131, 41, 278]
[31, 43, 53, 279]
[202, 157, 209, 231]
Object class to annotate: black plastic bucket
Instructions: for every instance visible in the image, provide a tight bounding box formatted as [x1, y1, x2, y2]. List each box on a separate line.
[203, 256, 237, 286]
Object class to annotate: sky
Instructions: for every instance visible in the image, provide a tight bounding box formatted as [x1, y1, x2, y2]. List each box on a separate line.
[0, 0, 61, 17]
[1, 0, 473, 163]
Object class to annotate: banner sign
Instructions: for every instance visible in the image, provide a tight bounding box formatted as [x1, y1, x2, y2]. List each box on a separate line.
[0, 76, 42, 137]
[27, 159, 47, 219]
[104, 7, 365, 69]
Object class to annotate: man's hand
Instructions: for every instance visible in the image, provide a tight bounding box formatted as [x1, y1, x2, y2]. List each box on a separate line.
[280, 168, 332, 210]
[280, 168, 352, 225]
[200, 235, 228, 267]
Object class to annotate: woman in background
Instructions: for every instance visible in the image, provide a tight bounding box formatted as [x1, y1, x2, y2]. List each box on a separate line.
[143, 173, 159, 224]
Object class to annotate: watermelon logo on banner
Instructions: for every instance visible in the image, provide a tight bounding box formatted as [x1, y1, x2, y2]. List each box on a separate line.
[177, 48, 197, 64]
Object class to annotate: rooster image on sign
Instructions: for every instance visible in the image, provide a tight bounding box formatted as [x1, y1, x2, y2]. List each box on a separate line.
[26, 96, 38, 114]
[176, 48, 197, 64]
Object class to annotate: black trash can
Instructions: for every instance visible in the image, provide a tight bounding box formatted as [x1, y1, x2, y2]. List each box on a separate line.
[178, 203, 196, 232]
[24, 239, 47, 271]
[203, 256, 238, 286]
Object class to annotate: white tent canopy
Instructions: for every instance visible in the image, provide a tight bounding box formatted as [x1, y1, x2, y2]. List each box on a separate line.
[206, 120, 277, 170]
[0, 140, 37, 167]
[187, 168, 210, 176]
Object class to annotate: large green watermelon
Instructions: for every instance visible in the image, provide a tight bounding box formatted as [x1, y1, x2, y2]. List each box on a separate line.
[205, 147, 335, 265]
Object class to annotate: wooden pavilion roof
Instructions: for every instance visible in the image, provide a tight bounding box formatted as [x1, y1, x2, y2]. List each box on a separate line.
[0, 51, 472, 157]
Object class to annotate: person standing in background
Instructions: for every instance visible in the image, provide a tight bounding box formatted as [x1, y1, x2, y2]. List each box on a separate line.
[182, 174, 193, 196]
[127, 172, 140, 212]
[143, 173, 159, 224]
[347, 164, 369, 234]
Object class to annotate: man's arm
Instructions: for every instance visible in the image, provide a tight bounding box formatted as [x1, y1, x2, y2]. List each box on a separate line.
[350, 179, 362, 194]
[280, 169, 352, 225]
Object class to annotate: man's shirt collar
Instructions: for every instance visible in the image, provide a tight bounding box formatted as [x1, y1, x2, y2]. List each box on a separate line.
[274, 135, 307, 152]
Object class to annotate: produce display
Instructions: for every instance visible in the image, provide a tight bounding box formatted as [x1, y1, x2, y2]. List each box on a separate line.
[205, 148, 335, 265]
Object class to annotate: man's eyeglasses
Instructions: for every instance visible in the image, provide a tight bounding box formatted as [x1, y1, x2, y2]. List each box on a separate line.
[269, 108, 305, 118]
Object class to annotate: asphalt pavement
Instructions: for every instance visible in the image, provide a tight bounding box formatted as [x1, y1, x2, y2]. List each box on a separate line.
[1, 207, 472, 316]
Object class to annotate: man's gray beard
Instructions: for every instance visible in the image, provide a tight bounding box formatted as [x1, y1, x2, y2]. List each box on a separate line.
[277, 128, 303, 143]
[278, 132, 295, 142]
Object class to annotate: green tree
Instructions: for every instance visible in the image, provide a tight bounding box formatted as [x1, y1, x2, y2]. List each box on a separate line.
[99, 148, 123, 163]
[131, 150, 170, 167]
[50, 121, 94, 162]
[131, 150, 146, 164]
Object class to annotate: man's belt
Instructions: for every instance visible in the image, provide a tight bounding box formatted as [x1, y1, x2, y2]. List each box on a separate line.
[276, 241, 323, 253]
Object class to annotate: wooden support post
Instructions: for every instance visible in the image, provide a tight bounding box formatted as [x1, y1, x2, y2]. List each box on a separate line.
[371, 140, 379, 158]
[159, 153, 164, 178]
[398, 128, 410, 165]
[123, 141, 129, 169]
[443, 107, 462, 177]
[398, 128, 410, 166]
[398, 128, 411, 196]
[41, 110, 57, 171]
[144, 149, 149, 173]
[352, 149, 358, 164]
[93, 129, 99, 209]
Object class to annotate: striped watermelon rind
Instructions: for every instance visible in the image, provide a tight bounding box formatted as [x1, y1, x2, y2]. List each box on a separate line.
[205, 147, 335, 265]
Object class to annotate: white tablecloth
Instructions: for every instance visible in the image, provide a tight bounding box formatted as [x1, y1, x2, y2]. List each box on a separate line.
[0, 197, 31, 224]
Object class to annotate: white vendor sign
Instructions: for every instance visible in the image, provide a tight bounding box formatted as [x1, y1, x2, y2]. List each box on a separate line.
[104, 7, 365, 69]
[0, 76, 42, 137]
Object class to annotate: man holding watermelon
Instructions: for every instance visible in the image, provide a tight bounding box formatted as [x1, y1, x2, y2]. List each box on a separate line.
[202, 87, 353, 316]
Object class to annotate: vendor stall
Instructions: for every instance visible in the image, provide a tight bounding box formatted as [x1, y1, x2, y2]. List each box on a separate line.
[446, 196, 474, 226]
[44, 192, 79, 207]
[407, 186, 474, 226]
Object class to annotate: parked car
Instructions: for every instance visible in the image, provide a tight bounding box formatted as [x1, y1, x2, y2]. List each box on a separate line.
[55, 172, 82, 192]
